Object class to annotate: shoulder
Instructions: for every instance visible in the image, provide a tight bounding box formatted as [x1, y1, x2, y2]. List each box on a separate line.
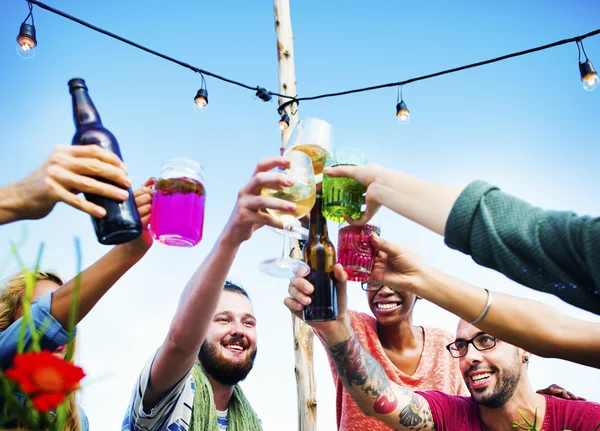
[418, 390, 472, 408]
[418, 391, 478, 429]
[348, 310, 376, 331]
[125, 353, 194, 430]
[545, 395, 600, 427]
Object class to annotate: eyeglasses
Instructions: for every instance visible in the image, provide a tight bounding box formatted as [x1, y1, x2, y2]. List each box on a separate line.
[446, 333, 497, 358]
[361, 281, 385, 292]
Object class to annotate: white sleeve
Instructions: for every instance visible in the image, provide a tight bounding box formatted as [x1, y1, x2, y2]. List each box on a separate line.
[122, 353, 193, 431]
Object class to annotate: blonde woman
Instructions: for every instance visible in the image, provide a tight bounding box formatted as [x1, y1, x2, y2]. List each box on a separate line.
[0, 179, 155, 430]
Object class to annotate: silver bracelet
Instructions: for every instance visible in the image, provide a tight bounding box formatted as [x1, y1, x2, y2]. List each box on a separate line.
[469, 289, 493, 325]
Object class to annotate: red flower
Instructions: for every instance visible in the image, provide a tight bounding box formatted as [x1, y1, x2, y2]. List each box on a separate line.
[5, 350, 86, 412]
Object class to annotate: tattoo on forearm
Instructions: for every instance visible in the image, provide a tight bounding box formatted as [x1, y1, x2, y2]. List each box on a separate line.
[329, 334, 399, 413]
[399, 393, 435, 430]
[329, 334, 435, 430]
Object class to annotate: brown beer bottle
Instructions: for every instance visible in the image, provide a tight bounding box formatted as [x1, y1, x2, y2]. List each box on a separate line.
[68, 78, 142, 245]
[302, 191, 338, 322]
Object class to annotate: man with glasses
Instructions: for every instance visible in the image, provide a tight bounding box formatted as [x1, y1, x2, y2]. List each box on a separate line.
[286, 264, 600, 431]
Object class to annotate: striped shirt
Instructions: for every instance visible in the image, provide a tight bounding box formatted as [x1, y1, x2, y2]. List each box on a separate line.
[121, 354, 196, 431]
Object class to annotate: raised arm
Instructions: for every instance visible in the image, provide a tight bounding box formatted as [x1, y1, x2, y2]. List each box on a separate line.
[0, 145, 132, 224]
[143, 156, 296, 410]
[50, 178, 154, 326]
[443, 181, 600, 315]
[371, 235, 600, 369]
[323, 164, 461, 235]
[284, 264, 436, 431]
[325, 165, 600, 315]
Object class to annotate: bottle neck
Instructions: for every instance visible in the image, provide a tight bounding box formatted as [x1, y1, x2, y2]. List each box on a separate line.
[71, 88, 102, 126]
[309, 193, 328, 238]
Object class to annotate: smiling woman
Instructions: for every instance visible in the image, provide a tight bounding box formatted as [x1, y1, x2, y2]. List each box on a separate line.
[313, 282, 468, 431]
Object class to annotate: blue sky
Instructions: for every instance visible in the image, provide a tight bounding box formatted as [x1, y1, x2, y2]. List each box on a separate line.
[1, 0, 600, 429]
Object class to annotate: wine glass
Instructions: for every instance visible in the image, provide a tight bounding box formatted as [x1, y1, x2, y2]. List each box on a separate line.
[284, 117, 334, 184]
[259, 150, 316, 278]
[269, 118, 334, 239]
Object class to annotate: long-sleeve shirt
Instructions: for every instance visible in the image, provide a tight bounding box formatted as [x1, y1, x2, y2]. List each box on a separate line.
[445, 180, 600, 315]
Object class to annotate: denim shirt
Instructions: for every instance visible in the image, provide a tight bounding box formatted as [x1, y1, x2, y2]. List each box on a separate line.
[0, 292, 89, 430]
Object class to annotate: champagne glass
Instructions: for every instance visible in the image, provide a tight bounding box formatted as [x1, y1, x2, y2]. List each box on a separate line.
[259, 150, 316, 278]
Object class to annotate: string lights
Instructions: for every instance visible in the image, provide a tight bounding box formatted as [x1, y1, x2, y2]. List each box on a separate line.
[18, 0, 600, 129]
[16, 1, 37, 59]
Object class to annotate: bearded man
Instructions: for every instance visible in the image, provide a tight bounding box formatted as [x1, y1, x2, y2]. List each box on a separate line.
[122, 156, 297, 431]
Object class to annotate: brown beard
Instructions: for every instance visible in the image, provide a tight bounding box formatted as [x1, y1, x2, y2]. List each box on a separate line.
[198, 339, 257, 386]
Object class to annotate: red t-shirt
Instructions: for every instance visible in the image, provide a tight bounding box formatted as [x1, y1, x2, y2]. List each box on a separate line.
[420, 391, 600, 431]
[317, 310, 468, 431]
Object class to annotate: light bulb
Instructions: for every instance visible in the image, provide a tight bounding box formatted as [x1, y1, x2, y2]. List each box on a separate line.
[16, 23, 37, 59]
[579, 60, 599, 92]
[396, 101, 410, 124]
[582, 73, 599, 91]
[193, 89, 209, 112]
[278, 114, 290, 131]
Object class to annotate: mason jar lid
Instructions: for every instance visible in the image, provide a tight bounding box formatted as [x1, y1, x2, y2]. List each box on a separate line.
[160, 157, 204, 182]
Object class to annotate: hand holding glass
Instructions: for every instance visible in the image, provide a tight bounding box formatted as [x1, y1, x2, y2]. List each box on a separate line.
[259, 150, 316, 278]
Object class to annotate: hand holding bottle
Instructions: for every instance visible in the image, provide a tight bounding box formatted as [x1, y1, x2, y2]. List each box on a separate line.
[1, 144, 131, 224]
[285, 263, 350, 340]
[116, 178, 156, 258]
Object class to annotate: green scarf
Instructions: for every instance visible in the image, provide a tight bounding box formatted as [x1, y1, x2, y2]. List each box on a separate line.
[190, 362, 262, 431]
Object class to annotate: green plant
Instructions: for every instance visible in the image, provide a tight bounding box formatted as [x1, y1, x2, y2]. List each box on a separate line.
[0, 240, 85, 430]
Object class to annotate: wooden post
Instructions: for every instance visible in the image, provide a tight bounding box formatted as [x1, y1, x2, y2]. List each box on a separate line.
[273, 2, 317, 431]
[274, 0, 299, 154]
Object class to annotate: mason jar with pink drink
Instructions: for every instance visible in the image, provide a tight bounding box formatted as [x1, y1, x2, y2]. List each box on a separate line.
[337, 220, 382, 282]
[149, 158, 206, 247]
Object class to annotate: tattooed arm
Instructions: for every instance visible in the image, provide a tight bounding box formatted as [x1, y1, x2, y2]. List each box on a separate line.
[285, 264, 437, 431]
[326, 325, 436, 431]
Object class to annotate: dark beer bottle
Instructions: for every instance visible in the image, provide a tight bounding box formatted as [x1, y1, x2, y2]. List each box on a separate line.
[302, 192, 337, 322]
[68, 78, 142, 245]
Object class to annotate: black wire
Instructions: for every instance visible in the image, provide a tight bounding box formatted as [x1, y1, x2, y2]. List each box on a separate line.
[27, 0, 295, 99]
[24, 0, 600, 111]
[22, 1, 34, 25]
[279, 27, 600, 112]
[580, 39, 590, 62]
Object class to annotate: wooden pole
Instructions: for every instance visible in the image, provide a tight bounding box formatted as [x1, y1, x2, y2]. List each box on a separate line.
[273, 2, 317, 430]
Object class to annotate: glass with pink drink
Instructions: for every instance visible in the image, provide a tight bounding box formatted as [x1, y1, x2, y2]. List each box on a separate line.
[337, 221, 381, 282]
[149, 158, 206, 247]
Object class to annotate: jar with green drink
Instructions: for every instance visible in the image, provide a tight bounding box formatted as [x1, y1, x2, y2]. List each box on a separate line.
[322, 148, 367, 222]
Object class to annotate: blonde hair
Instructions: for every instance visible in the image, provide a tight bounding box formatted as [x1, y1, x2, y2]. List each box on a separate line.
[0, 271, 82, 431]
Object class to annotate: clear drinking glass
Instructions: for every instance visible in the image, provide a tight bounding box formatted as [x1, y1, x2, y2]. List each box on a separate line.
[259, 150, 316, 278]
[149, 158, 206, 247]
[323, 148, 368, 223]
